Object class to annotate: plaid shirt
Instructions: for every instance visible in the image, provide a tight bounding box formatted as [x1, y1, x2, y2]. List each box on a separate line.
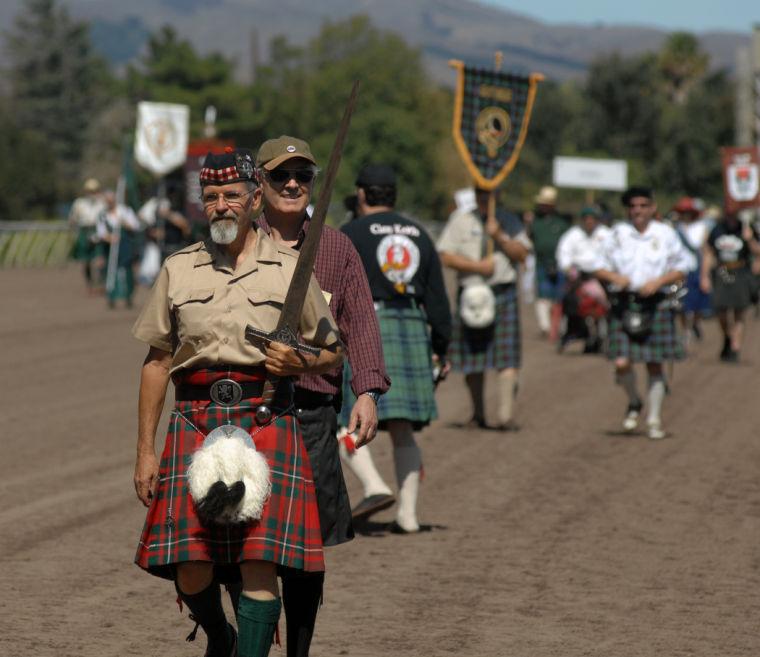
[258, 214, 390, 397]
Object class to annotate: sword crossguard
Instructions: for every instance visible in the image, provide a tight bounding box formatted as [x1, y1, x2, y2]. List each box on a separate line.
[245, 324, 321, 357]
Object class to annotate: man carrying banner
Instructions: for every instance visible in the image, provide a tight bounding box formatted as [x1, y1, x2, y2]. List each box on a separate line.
[131, 148, 343, 657]
[591, 187, 692, 439]
[254, 137, 390, 657]
[438, 188, 531, 429]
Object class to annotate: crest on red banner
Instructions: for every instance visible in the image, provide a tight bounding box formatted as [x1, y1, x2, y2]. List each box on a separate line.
[450, 60, 543, 190]
[721, 147, 760, 214]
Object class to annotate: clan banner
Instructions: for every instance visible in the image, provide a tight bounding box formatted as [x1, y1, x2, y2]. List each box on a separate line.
[721, 147, 760, 215]
[450, 60, 543, 190]
[134, 101, 190, 177]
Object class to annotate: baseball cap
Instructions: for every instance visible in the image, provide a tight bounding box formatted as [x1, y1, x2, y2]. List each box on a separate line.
[255, 136, 316, 171]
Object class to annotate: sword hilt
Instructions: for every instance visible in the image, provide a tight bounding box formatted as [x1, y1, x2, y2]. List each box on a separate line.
[244, 325, 321, 357]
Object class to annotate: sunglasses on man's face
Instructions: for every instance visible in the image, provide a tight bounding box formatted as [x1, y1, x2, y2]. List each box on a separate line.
[266, 168, 316, 184]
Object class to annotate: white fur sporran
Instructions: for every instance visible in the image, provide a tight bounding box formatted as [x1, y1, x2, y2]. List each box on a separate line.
[460, 282, 496, 329]
[187, 424, 271, 524]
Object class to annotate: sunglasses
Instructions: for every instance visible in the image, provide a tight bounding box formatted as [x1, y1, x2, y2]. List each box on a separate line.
[266, 168, 316, 184]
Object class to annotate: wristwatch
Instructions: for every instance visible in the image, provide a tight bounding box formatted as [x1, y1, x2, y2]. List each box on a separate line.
[361, 389, 381, 404]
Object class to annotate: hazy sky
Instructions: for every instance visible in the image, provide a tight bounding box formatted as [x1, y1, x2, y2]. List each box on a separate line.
[480, 0, 759, 33]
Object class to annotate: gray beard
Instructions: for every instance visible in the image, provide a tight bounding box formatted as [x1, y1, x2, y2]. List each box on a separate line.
[210, 219, 238, 244]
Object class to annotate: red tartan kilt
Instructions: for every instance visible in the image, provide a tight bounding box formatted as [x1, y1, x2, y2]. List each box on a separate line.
[135, 367, 324, 581]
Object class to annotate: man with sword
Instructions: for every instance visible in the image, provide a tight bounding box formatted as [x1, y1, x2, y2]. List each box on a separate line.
[253, 136, 390, 657]
[131, 143, 344, 657]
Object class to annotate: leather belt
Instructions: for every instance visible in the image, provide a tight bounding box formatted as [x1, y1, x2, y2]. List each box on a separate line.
[373, 297, 416, 310]
[293, 387, 340, 411]
[719, 260, 747, 271]
[175, 379, 292, 408]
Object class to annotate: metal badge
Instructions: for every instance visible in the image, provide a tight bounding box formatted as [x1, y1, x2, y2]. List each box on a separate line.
[210, 379, 243, 406]
[235, 152, 254, 180]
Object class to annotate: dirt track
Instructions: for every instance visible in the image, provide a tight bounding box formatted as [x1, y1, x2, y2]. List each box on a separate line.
[1, 264, 759, 657]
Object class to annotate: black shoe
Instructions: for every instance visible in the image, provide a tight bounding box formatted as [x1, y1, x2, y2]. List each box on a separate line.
[720, 337, 731, 360]
[692, 324, 702, 340]
[724, 349, 739, 363]
[351, 493, 395, 521]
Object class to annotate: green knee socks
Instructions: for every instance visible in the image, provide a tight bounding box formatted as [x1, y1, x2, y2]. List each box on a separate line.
[237, 595, 282, 657]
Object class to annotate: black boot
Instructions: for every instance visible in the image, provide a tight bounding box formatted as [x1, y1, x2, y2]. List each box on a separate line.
[176, 581, 236, 657]
[281, 568, 324, 657]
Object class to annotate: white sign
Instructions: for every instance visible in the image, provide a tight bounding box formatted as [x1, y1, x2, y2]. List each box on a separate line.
[727, 162, 759, 202]
[552, 156, 628, 191]
[134, 102, 190, 176]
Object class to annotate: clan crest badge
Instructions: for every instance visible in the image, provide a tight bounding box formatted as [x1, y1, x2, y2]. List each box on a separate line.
[450, 60, 543, 190]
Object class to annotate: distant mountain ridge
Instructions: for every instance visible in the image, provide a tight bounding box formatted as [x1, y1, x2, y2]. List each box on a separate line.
[0, 0, 749, 83]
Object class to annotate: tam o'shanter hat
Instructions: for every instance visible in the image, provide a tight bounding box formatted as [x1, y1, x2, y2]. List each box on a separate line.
[199, 147, 257, 185]
[255, 136, 316, 171]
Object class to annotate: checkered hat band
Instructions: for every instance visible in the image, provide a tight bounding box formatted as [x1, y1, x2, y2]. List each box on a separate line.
[200, 165, 239, 184]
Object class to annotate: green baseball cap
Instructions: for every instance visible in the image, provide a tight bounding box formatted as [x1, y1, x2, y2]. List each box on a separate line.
[255, 135, 317, 171]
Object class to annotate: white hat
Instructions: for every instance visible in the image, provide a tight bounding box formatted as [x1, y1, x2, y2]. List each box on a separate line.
[534, 185, 558, 206]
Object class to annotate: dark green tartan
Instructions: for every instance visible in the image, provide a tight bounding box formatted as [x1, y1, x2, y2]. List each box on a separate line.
[607, 307, 685, 362]
[460, 66, 531, 179]
[340, 305, 436, 430]
[449, 285, 521, 373]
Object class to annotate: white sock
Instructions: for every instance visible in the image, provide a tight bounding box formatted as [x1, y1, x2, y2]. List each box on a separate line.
[497, 369, 518, 425]
[646, 377, 666, 426]
[338, 431, 392, 498]
[615, 369, 640, 406]
[390, 423, 422, 532]
[535, 299, 551, 333]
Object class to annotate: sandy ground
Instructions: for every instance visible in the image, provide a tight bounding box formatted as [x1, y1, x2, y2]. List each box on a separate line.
[1, 264, 759, 657]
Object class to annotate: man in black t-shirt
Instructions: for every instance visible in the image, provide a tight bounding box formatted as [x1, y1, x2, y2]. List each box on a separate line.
[701, 213, 760, 362]
[338, 164, 452, 532]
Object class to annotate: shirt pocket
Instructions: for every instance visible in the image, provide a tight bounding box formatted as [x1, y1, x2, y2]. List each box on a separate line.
[244, 287, 286, 333]
[173, 288, 215, 342]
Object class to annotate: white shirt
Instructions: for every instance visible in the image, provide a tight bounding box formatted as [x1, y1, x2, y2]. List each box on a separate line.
[96, 204, 140, 239]
[556, 224, 611, 274]
[69, 196, 105, 228]
[591, 220, 694, 292]
[437, 208, 532, 287]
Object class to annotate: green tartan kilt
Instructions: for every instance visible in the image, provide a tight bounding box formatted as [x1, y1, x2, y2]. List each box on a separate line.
[448, 284, 521, 373]
[340, 304, 436, 431]
[72, 226, 97, 261]
[607, 307, 685, 363]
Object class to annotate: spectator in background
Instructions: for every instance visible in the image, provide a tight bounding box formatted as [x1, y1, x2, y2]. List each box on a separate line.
[96, 190, 140, 309]
[529, 186, 570, 340]
[69, 178, 106, 294]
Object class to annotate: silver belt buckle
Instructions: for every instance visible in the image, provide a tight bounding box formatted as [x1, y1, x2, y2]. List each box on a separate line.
[210, 379, 243, 406]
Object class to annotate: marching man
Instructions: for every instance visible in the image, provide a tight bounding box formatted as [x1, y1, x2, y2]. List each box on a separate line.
[591, 187, 693, 439]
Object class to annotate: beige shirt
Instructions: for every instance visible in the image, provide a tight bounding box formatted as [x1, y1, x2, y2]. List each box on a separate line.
[437, 208, 532, 287]
[132, 227, 340, 373]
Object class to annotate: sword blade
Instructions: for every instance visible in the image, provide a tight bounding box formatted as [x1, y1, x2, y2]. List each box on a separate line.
[276, 80, 360, 334]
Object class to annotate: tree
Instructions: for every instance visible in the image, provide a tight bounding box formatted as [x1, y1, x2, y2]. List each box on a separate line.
[657, 32, 709, 105]
[6, 0, 111, 166]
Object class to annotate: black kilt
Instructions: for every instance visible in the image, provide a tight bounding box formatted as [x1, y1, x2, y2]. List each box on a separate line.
[295, 402, 354, 546]
[712, 267, 754, 311]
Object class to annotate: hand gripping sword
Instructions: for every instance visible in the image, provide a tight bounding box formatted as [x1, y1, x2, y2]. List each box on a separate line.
[245, 80, 359, 423]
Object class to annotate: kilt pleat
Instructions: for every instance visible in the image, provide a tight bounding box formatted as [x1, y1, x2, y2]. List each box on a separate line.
[607, 307, 684, 362]
[135, 368, 324, 581]
[449, 285, 521, 373]
[340, 304, 436, 430]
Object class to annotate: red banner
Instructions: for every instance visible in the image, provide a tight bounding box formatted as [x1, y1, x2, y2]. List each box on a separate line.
[721, 147, 760, 215]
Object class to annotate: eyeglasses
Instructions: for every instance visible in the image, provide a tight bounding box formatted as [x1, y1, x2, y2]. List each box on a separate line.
[266, 168, 317, 184]
[200, 189, 254, 207]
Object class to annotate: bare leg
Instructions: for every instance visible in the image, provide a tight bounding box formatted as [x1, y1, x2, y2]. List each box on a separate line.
[731, 308, 745, 352]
